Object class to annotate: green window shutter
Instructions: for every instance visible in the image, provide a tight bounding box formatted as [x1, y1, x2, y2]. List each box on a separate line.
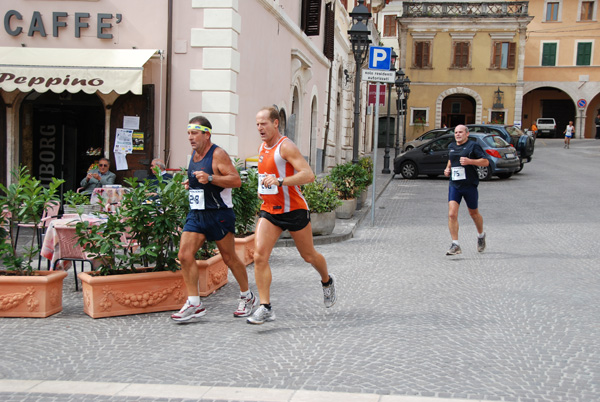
[577, 42, 592, 66]
[542, 43, 557, 66]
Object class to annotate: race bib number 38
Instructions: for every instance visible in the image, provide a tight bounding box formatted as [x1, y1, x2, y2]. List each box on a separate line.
[258, 173, 279, 195]
[189, 189, 205, 210]
[451, 166, 466, 181]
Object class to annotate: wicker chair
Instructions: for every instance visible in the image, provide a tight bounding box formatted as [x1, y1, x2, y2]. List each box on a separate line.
[52, 225, 95, 291]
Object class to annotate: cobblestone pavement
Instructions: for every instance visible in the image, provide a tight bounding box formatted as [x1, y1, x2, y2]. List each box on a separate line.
[1, 139, 599, 401]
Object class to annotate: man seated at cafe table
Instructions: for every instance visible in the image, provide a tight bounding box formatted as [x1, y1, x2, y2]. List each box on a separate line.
[79, 157, 116, 194]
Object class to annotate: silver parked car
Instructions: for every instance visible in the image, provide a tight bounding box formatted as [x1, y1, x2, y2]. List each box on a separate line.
[402, 128, 450, 151]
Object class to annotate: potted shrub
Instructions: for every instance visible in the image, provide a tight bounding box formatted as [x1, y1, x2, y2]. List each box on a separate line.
[327, 161, 362, 219]
[63, 190, 100, 215]
[231, 162, 261, 265]
[301, 178, 341, 236]
[0, 166, 67, 318]
[75, 172, 228, 318]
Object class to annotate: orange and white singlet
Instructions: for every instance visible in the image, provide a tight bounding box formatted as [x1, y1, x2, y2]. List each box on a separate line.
[258, 136, 308, 214]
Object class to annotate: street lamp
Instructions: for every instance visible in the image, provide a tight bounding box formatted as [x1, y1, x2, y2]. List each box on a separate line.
[348, 0, 371, 164]
[394, 69, 411, 157]
[382, 49, 397, 174]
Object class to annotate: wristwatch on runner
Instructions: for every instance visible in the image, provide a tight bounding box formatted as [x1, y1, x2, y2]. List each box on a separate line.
[208, 174, 213, 183]
[277, 177, 284, 187]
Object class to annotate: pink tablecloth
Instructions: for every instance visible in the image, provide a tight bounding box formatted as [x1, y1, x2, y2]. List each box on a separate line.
[41, 215, 105, 270]
[90, 187, 130, 210]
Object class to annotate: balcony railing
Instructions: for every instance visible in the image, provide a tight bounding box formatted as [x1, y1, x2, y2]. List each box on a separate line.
[402, 2, 529, 18]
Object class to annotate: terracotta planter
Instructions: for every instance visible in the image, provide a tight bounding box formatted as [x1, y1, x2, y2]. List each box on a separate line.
[335, 198, 357, 219]
[234, 234, 255, 266]
[79, 254, 230, 318]
[79, 269, 187, 318]
[0, 270, 68, 318]
[195, 254, 229, 296]
[311, 211, 336, 236]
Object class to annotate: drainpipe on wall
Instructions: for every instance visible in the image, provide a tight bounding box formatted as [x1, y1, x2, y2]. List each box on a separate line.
[164, 0, 173, 165]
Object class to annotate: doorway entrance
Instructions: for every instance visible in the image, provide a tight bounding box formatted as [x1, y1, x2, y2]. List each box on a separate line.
[20, 91, 105, 194]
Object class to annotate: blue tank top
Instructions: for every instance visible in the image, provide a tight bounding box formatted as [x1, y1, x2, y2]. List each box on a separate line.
[187, 144, 233, 209]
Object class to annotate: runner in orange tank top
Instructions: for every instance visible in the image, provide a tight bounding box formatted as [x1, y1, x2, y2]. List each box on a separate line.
[247, 106, 337, 325]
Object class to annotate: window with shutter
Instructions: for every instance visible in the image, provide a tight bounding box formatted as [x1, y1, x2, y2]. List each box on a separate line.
[323, 3, 334, 60]
[546, 2, 560, 21]
[453, 42, 469, 68]
[581, 1, 595, 21]
[414, 41, 431, 68]
[383, 15, 396, 37]
[491, 41, 516, 69]
[542, 43, 557, 66]
[577, 42, 592, 66]
[301, 0, 322, 36]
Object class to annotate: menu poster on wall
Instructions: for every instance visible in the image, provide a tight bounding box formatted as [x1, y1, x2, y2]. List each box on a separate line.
[123, 116, 140, 130]
[132, 132, 144, 151]
[114, 128, 134, 171]
[114, 128, 134, 154]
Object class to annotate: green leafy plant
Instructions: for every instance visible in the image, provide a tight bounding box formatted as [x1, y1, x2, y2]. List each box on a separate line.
[356, 156, 373, 192]
[75, 172, 189, 276]
[195, 241, 218, 260]
[0, 166, 64, 275]
[301, 179, 341, 213]
[232, 160, 261, 236]
[327, 161, 363, 200]
[63, 190, 91, 206]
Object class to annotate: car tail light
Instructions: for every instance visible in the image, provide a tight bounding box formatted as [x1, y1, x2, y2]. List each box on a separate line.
[509, 144, 515, 148]
[486, 149, 502, 158]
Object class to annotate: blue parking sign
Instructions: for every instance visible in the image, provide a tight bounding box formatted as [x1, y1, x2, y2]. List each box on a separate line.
[368, 46, 392, 70]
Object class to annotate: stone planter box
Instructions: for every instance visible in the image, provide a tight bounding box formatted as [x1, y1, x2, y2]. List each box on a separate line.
[311, 211, 336, 236]
[335, 198, 357, 219]
[0, 270, 68, 318]
[64, 204, 102, 215]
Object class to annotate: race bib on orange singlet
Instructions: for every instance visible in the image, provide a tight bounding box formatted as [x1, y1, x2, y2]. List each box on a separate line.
[258, 173, 279, 195]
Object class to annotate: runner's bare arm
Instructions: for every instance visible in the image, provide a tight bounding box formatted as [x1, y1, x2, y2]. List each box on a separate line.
[278, 140, 315, 187]
[211, 147, 242, 189]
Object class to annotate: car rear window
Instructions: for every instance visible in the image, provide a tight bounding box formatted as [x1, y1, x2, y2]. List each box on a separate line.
[482, 135, 510, 148]
[537, 118, 554, 124]
[505, 126, 524, 136]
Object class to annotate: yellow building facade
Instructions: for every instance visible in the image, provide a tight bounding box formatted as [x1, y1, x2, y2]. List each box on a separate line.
[523, 0, 600, 138]
[397, 2, 532, 142]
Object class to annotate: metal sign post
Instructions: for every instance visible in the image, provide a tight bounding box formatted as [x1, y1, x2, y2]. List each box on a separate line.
[364, 46, 394, 226]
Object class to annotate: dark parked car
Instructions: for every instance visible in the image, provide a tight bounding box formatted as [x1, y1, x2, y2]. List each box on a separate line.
[466, 124, 534, 171]
[393, 133, 520, 180]
[403, 128, 449, 151]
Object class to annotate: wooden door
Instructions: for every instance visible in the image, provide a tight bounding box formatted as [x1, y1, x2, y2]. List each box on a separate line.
[109, 84, 155, 184]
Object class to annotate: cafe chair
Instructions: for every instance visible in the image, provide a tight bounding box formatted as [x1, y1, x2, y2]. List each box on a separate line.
[52, 225, 95, 291]
[15, 203, 61, 250]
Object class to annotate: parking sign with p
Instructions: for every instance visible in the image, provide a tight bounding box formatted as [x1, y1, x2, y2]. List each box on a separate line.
[368, 46, 392, 70]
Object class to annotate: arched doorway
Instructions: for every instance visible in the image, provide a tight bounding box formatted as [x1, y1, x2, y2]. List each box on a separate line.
[522, 87, 575, 137]
[19, 91, 104, 193]
[309, 96, 318, 173]
[442, 95, 476, 127]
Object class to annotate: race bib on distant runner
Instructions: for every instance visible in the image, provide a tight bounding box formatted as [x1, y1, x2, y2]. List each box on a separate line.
[258, 173, 279, 195]
[189, 189, 205, 210]
[451, 166, 466, 181]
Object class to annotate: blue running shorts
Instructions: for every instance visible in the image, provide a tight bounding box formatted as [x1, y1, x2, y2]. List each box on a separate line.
[183, 209, 236, 241]
[448, 185, 479, 210]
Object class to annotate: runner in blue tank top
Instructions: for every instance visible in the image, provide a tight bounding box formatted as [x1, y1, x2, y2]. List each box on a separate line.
[171, 116, 258, 322]
[443, 125, 489, 256]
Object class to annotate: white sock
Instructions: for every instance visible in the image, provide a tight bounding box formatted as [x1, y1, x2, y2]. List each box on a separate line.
[240, 290, 251, 299]
[452, 240, 460, 246]
[478, 232, 485, 238]
[188, 296, 200, 306]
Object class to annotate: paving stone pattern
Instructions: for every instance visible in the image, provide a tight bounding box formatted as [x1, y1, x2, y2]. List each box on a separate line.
[1, 139, 599, 401]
